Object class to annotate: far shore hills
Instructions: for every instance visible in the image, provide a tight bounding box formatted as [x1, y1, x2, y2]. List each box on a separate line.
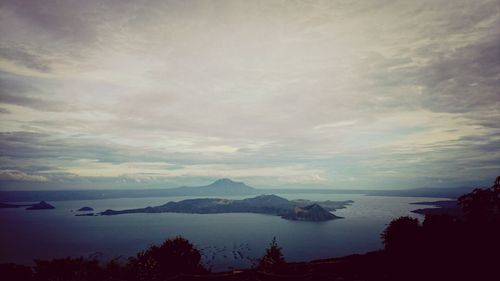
[0, 178, 467, 217]
[0, 178, 477, 202]
[0, 200, 55, 210]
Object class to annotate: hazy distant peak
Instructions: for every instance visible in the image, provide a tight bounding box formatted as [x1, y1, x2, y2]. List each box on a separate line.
[211, 178, 242, 185]
[172, 178, 257, 196]
[206, 178, 253, 189]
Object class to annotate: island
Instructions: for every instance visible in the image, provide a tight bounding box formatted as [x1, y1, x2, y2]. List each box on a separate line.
[77, 206, 94, 211]
[282, 204, 338, 221]
[26, 201, 55, 210]
[100, 194, 353, 222]
[411, 200, 462, 217]
[1, 201, 55, 210]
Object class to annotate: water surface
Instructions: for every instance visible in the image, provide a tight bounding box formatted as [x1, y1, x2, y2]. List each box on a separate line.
[0, 194, 445, 271]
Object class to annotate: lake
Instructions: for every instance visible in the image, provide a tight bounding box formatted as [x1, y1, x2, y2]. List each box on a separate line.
[0, 194, 445, 271]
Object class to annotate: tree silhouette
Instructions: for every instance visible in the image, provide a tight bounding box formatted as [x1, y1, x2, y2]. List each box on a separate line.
[456, 176, 500, 279]
[458, 176, 500, 224]
[381, 216, 421, 255]
[128, 236, 207, 281]
[103, 258, 128, 281]
[0, 263, 33, 281]
[257, 237, 285, 272]
[33, 257, 103, 281]
[380, 177, 500, 280]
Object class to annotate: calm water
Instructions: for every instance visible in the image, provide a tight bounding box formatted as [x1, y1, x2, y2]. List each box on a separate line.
[0, 194, 445, 271]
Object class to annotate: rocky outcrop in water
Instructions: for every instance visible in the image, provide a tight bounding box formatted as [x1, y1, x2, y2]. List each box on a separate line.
[77, 206, 94, 211]
[281, 204, 339, 221]
[26, 201, 55, 210]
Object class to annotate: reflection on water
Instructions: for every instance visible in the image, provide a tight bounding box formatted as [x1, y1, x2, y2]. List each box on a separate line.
[0, 194, 446, 271]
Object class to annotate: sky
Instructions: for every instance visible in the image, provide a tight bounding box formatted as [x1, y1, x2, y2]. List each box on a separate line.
[0, 0, 499, 190]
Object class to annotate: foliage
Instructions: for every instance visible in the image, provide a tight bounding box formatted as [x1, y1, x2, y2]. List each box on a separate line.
[0, 236, 207, 281]
[0, 263, 33, 281]
[458, 176, 500, 224]
[128, 236, 207, 281]
[257, 237, 285, 272]
[33, 257, 104, 281]
[380, 176, 500, 280]
[381, 216, 421, 254]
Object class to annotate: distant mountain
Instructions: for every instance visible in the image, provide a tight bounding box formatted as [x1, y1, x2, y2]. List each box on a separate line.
[0, 179, 477, 203]
[100, 194, 351, 221]
[175, 178, 258, 196]
[366, 186, 476, 199]
[0, 179, 259, 202]
[25, 201, 55, 210]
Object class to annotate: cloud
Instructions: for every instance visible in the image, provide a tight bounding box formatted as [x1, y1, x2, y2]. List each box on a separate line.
[0, 72, 69, 111]
[0, 169, 48, 182]
[0, 0, 103, 48]
[314, 121, 357, 130]
[416, 38, 500, 113]
[0, 0, 498, 189]
[0, 43, 52, 72]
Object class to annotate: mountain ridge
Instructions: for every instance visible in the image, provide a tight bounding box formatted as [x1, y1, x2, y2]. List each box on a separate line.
[100, 194, 349, 221]
[0, 178, 477, 202]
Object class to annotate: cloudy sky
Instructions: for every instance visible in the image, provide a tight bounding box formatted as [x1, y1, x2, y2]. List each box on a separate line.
[0, 0, 499, 190]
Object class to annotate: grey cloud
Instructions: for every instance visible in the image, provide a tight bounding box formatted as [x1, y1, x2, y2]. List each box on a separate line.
[0, 131, 130, 162]
[352, 38, 499, 116]
[416, 38, 500, 113]
[0, 0, 144, 73]
[0, 131, 191, 166]
[0, 72, 38, 94]
[343, 0, 500, 116]
[0, 92, 64, 111]
[0, 43, 52, 72]
[0, 74, 64, 111]
[410, 1, 498, 38]
[0, 169, 48, 182]
[0, 1, 498, 189]
[0, 0, 98, 44]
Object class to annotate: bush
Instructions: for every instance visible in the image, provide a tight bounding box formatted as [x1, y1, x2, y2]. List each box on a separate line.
[458, 176, 500, 224]
[33, 257, 104, 281]
[381, 216, 421, 255]
[127, 236, 207, 281]
[0, 263, 33, 281]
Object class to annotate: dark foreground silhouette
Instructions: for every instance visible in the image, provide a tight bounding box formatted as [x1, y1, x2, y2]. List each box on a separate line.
[1, 177, 498, 281]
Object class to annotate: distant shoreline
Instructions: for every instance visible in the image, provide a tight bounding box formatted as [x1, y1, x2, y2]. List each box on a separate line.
[0, 187, 471, 202]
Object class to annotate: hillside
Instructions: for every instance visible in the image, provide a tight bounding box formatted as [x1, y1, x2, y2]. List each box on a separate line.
[100, 194, 350, 221]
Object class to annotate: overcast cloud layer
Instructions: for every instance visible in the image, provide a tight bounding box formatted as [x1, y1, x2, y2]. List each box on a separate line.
[0, 0, 499, 190]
